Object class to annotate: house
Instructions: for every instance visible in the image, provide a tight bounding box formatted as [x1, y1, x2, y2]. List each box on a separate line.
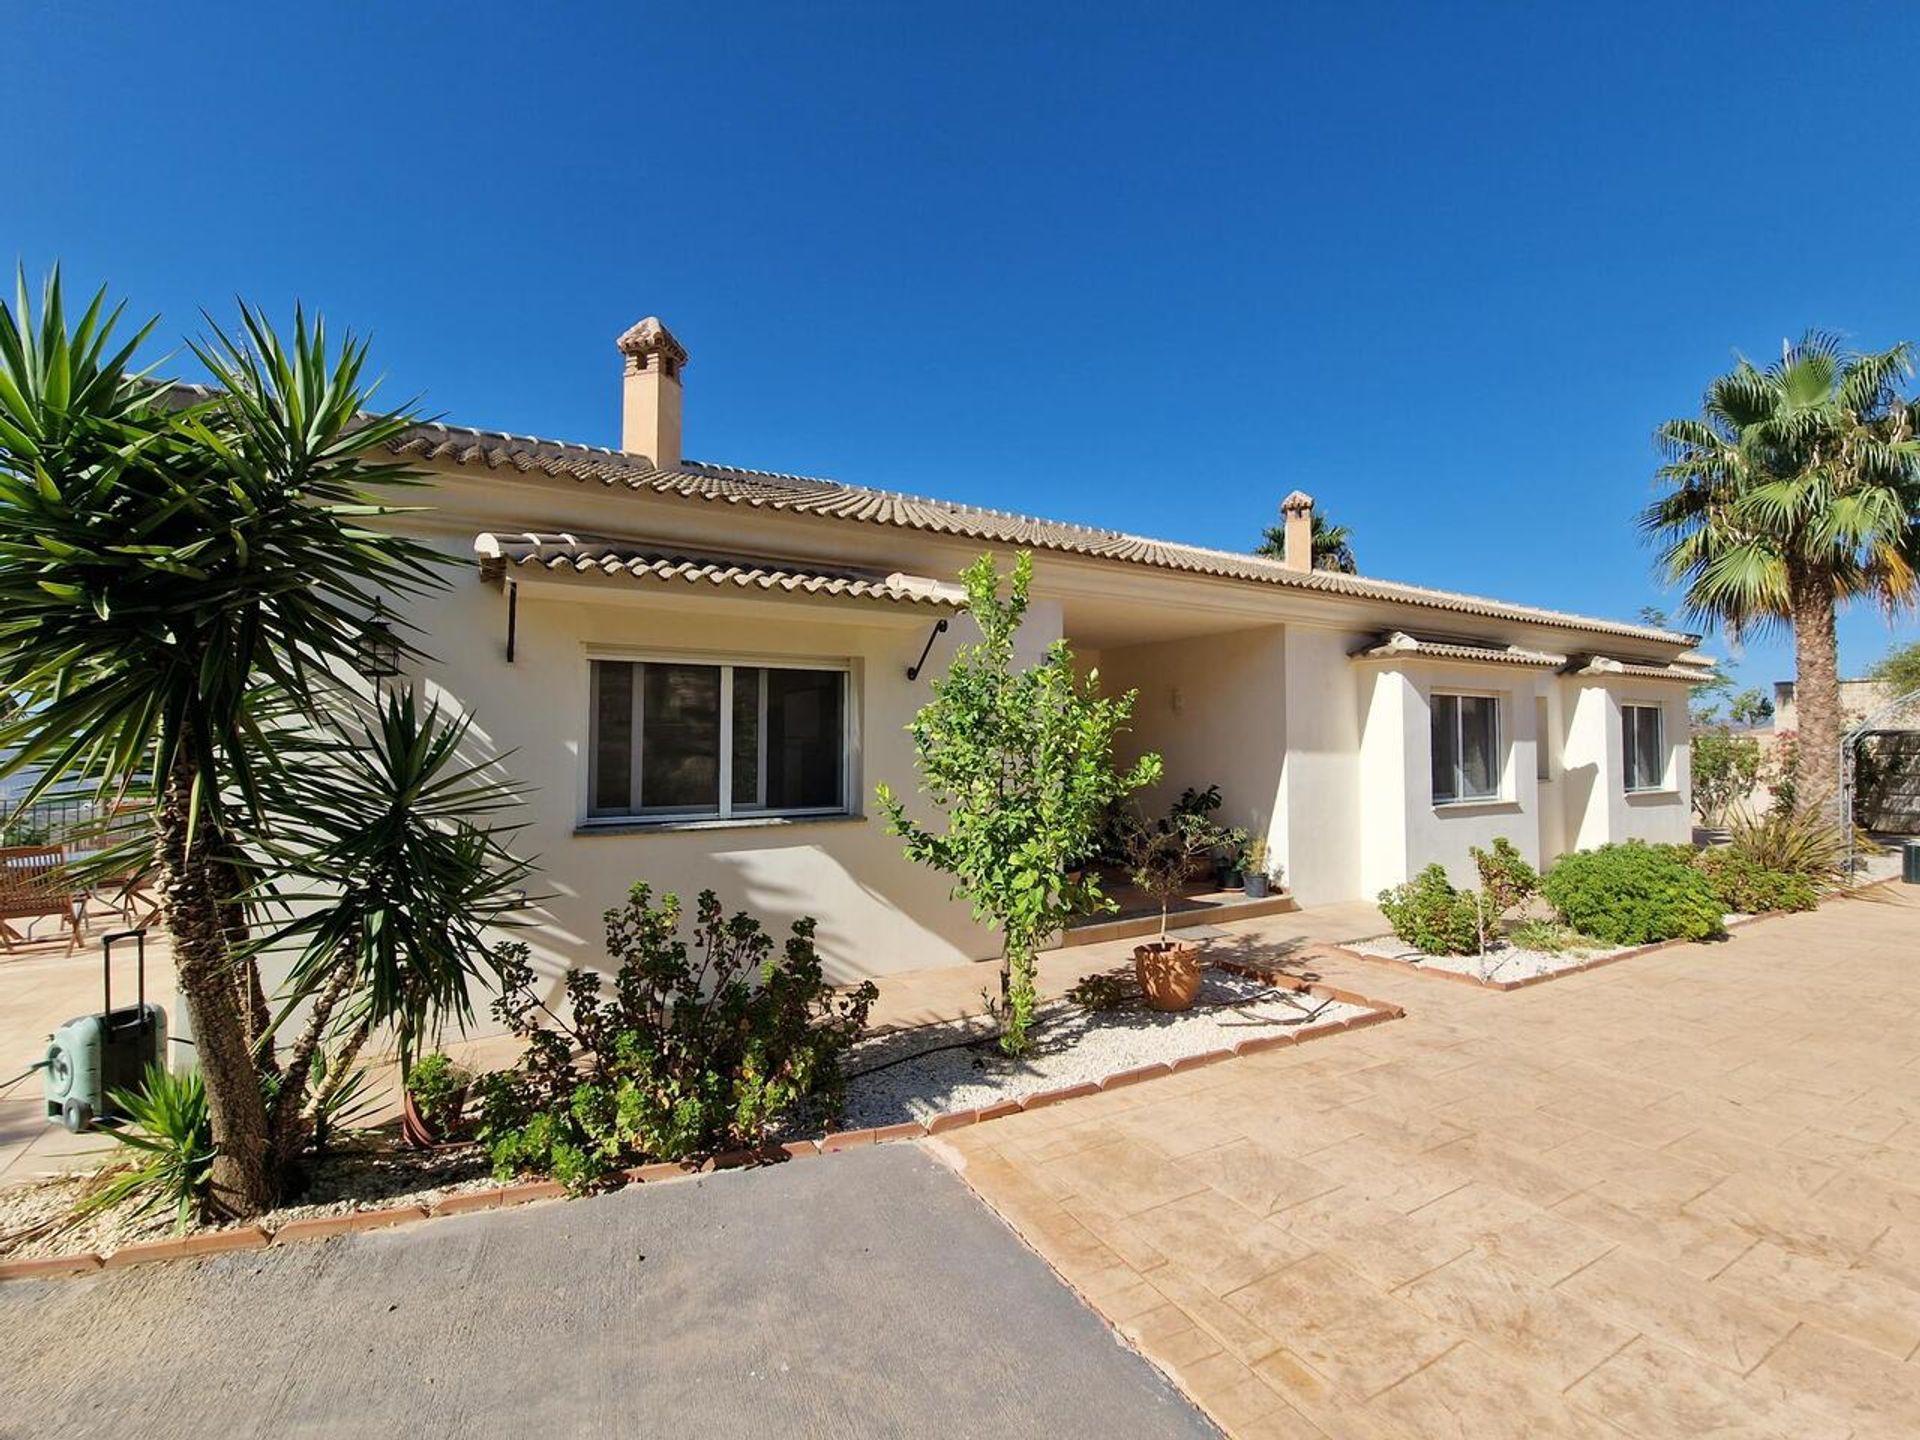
[380, 317, 1708, 981]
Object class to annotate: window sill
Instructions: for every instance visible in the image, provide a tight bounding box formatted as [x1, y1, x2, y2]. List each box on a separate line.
[1624, 788, 1681, 804]
[574, 813, 867, 837]
[1430, 798, 1523, 816]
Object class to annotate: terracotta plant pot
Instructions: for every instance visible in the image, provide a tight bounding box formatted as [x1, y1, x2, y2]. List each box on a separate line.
[400, 1084, 469, 1149]
[1134, 939, 1202, 1011]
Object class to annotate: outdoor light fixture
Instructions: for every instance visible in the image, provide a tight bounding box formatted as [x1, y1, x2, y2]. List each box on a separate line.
[356, 601, 402, 680]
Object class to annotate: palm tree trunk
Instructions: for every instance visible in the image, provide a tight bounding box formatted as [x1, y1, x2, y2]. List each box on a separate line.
[157, 750, 277, 1215]
[1788, 562, 1843, 819]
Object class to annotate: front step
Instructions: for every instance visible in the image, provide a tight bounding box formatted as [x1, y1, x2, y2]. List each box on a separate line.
[1060, 891, 1300, 948]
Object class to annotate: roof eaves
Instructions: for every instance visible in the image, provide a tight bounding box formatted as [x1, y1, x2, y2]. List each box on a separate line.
[399, 424, 1699, 648]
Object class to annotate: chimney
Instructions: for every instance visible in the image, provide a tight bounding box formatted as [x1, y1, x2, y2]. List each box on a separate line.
[1280, 490, 1315, 572]
[616, 317, 689, 467]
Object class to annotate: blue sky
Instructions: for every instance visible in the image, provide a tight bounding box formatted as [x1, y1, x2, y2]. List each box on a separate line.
[10, 2, 1920, 693]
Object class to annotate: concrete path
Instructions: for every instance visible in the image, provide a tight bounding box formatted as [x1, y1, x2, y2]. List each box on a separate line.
[0, 1143, 1215, 1439]
[941, 888, 1920, 1438]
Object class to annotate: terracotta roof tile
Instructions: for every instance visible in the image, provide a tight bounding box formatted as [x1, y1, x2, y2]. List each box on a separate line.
[472, 533, 965, 608]
[396, 422, 1695, 647]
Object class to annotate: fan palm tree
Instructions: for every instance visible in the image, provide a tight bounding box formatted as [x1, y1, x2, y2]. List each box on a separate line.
[1255, 510, 1358, 572]
[0, 271, 444, 1212]
[1643, 332, 1920, 814]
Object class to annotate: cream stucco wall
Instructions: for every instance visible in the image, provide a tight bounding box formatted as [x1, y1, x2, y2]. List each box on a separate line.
[1561, 679, 1691, 850]
[366, 454, 1701, 990]
[394, 530, 1056, 992]
[1357, 660, 1548, 894]
[1276, 627, 1365, 905]
[1097, 626, 1288, 876]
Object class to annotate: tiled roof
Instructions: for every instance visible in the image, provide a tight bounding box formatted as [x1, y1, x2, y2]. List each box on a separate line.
[472, 533, 965, 607]
[395, 422, 1698, 647]
[1564, 656, 1718, 685]
[1350, 632, 1568, 668]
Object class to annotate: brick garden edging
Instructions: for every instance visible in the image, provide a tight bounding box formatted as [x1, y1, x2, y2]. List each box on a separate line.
[1328, 908, 1789, 992]
[0, 962, 1404, 1285]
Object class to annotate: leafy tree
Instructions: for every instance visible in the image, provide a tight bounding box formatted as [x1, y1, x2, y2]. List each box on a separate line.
[1868, 638, 1920, 697]
[1728, 688, 1775, 726]
[0, 271, 525, 1213]
[878, 553, 1160, 1055]
[1690, 730, 1763, 825]
[1256, 510, 1358, 572]
[1644, 332, 1920, 815]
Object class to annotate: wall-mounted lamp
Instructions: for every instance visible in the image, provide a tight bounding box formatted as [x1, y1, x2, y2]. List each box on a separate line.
[355, 600, 402, 680]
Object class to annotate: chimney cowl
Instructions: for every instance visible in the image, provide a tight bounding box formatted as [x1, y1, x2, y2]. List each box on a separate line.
[616, 317, 689, 374]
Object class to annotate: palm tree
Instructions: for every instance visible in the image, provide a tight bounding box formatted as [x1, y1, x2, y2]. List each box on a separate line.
[1255, 510, 1358, 572]
[0, 272, 445, 1212]
[1643, 332, 1920, 814]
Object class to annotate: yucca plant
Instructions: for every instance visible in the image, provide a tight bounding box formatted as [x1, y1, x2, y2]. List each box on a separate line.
[1722, 805, 1850, 886]
[78, 1066, 216, 1234]
[256, 690, 534, 1156]
[0, 269, 447, 1213]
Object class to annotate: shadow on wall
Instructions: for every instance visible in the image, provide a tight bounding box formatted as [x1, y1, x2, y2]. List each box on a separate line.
[1559, 760, 1598, 853]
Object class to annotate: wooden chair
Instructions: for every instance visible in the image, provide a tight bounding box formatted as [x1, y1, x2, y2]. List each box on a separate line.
[0, 844, 83, 953]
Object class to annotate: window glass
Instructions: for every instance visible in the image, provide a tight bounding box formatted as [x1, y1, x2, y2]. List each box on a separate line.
[1432, 693, 1499, 803]
[591, 661, 633, 813]
[1459, 695, 1498, 799]
[588, 659, 847, 821]
[1431, 694, 1461, 803]
[1625, 704, 1665, 791]
[640, 664, 720, 813]
[1535, 696, 1551, 782]
[732, 666, 763, 808]
[766, 668, 844, 809]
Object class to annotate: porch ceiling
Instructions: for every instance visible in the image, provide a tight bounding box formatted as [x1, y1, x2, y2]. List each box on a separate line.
[1060, 591, 1281, 650]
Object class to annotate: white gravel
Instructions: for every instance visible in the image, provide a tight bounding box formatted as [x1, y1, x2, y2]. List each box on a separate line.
[0, 1141, 503, 1261]
[826, 969, 1367, 1131]
[1343, 934, 1629, 985]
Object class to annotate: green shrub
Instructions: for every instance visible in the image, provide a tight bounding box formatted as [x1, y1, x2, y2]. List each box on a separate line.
[1066, 972, 1133, 1011]
[1378, 864, 1482, 956]
[78, 1065, 215, 1234]
[1722, 807, 1847, 885]
[477, 886, 877, 1190]
[1542, 842, 1723, 946]
[1693, 850, 1819, 914]
[405, 1052, 472, 1139]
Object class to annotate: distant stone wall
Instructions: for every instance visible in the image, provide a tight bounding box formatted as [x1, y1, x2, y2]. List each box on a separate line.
[1857, 732, 1920, 836]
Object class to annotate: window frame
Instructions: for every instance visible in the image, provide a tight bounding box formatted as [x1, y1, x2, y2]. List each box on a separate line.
[1431, 689, 1504, 806]
[1622, 701, 1667, 794]
[585, 650, 854, 825]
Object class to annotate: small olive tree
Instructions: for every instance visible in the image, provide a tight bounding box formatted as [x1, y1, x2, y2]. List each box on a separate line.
[879, 552, 1160, 1055]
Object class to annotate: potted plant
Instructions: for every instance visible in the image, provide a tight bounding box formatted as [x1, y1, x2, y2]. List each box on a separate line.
[403, 1051, 472, 1146]
[1215, 826, 1250, 889]
[1125, 811, 1219, 1010]
[1243, 835, 1272, 898]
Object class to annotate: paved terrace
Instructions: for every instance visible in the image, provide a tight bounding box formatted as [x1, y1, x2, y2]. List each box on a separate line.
[939, 889, 1920, 1438]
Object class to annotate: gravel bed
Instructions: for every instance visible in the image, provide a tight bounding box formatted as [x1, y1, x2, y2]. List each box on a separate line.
[0, 1140, 502, 1261]
[819, 968, 1366, 1132]
[1343, 934, 1629, 985]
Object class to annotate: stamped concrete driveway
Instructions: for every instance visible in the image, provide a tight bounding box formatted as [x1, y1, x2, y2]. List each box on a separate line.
[1, 1144, 1215, 1439]
[941, 890, 1920, 1438]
